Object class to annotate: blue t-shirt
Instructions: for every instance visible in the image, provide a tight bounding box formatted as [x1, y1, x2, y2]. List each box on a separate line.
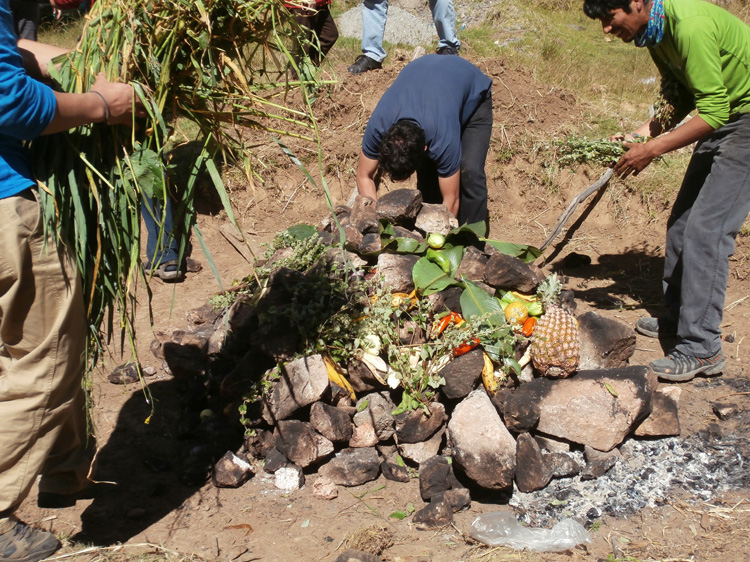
[362, 55, 492, 177]
[0, 0, 57, 199]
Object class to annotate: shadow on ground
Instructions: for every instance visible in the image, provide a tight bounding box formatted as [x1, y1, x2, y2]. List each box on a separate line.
[75, 375, 243, 545]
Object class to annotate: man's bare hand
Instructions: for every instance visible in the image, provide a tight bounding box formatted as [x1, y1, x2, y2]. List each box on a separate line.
[90, 73, 147, 125]
[612, 141, 657, 179]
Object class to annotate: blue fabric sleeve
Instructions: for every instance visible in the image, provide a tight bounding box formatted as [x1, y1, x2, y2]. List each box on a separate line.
[1, 0, 58, 198]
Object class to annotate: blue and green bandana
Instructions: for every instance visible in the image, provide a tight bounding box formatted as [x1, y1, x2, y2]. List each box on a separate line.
[634, 0, 665, 47]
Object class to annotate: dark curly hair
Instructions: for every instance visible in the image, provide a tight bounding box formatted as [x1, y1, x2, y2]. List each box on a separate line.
[377, 120, 426, 182]
[583, 0, 634, 20]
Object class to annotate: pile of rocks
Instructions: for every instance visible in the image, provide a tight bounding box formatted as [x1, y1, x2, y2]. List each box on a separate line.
[144, 189, 681, 529]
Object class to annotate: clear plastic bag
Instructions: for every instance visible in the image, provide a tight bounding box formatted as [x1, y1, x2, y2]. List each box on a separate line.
[468, 511, 591, 552]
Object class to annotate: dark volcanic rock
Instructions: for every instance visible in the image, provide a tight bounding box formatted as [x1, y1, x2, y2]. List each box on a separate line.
[394, 402, 446, 443]
[515, 433, 553, 492]
[318, 447, 381, 486]
[380, 460, 411, 483]
[578, 312, 636, 369]
[376, 188, 423, 224]
[244, 429, 276, 459]
[212, 451, 253, 488]
[274, 420, 334, 468]
[483, 253, 544, 293]
[412, 499, 453, 529]
[310, 401, 354, 443]
[418, 455, 459, 502]
[439, 348, 484, 400]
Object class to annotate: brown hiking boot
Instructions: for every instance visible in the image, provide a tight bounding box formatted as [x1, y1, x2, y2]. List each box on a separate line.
[0, 518, 61, 562]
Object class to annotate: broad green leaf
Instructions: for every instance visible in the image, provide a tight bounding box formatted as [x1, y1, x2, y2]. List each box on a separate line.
[390, 511, 408, 520]
[459, 279, 505, 326]
[443, 222, 486, 249]
[285, 224, 317, 240]
[440, 245, 464, 274]
[413, 257, 459, 295]
[483, 240, 542, 263]
[381, 236, 425, 254]
[378, 219, 396, 237]
[122, 147, 162, 199]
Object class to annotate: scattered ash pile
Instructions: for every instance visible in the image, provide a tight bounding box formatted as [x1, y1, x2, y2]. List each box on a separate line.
[116, 188, 745, 532]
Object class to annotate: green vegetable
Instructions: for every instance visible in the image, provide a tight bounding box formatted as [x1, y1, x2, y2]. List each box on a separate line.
[499, 291, 543, 316]
[426, 248, 451, 274]
[426, 233, 446, 249]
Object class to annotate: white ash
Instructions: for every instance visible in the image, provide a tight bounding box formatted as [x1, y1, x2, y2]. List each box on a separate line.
[510, 432, 750, 527]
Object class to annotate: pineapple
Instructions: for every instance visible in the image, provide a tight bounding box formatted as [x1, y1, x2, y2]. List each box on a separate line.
[530, 274, 579, 378]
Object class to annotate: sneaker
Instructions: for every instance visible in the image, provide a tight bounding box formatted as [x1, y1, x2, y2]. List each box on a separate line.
[143, 259, 184, 282]
[649, 349, 727, 382]
[635, 316, 677, 339]
[0, 518, 61, 562]
[347, 55, 382, 75]
[436, 45, 459, 55]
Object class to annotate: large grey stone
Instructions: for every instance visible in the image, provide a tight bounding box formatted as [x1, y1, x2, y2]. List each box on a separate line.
[318, 447, 381, 486]
[262, 354, 330, 423]
[504, 366, 657, 452]
[376, 188, 423, 225]
[274, 420, 334, 467]
[375, 253, 420, 293]
[414, 202, 458, 235]
[578, 312, 636, 369]
[447, 389, 517, 490]
[483, 253, 544, 293]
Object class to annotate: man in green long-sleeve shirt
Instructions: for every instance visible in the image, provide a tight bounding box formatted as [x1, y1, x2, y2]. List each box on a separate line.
[584, 0, 750, 381]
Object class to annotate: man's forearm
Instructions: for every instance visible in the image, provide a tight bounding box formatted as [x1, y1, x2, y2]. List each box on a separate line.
[356, 175, 378, 200]
[17, 39, 69, 81]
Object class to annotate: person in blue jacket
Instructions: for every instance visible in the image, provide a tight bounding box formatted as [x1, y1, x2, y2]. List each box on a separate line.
[355, 55, 493, 227]
[0, 1, 139, 559]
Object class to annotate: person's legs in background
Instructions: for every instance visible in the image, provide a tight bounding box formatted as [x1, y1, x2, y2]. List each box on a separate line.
[309, 5, 338, 66]
[141, 195, 183, 281]
[348, 0, 386, 74]
[9, 0, 39, 40]
[429, 0, 460, 54]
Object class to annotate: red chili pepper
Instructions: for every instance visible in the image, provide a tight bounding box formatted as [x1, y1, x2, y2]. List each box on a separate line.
[453, 338, 480, 356]
[521, 317, 537, 337]
[435, 311, 463, 336]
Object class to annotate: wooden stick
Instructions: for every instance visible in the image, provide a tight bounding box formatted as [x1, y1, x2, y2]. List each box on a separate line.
[539, 168, 614, 252]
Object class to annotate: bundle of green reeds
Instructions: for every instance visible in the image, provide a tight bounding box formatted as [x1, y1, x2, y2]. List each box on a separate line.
[30, 0, 322, 368]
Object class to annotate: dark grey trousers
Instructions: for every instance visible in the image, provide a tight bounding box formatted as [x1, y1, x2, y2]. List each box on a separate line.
[664, 113, 750, 357]
[416, 92, 493, 228]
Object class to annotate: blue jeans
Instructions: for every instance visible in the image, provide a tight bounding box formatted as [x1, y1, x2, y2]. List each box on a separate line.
[663, 113, 750, 358]
[360, 0, 459, 62]
[141, 196, 179, 267]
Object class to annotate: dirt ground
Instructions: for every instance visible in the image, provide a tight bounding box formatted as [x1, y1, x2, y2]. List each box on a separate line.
[18, 55, 750, 562]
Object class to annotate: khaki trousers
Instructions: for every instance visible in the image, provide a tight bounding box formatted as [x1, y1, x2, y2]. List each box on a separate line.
[0, 189, 92, 530]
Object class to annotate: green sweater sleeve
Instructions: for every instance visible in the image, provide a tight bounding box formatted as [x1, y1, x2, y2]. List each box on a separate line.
[650, 0, 750, 130]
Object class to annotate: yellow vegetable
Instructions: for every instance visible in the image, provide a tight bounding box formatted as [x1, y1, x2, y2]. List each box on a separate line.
[504, 301, 529, 325]
[481, 352, 498, 395]
[323, 354, 356, 400]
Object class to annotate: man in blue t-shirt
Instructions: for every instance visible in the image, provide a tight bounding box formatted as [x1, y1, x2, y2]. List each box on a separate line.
[356, 55, 493, 227]
[0, 1, 139, 559]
